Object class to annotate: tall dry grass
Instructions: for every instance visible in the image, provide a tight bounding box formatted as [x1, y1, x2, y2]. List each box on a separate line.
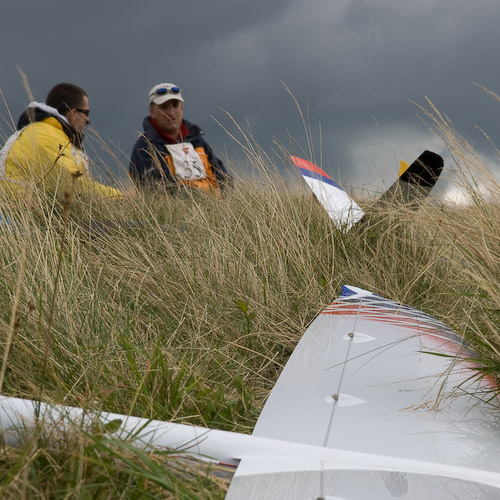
[1, 101, 500, 496]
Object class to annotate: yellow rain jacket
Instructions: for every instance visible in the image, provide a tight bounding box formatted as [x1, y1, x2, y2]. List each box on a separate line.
[0, 106, 121, 201]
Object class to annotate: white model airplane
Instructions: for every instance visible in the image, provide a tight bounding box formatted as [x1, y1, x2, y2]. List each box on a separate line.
[1, 285, 500, 498]
[291, 150, 444, 231]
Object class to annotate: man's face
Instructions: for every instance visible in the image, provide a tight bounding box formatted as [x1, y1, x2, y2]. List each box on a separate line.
[149, 99, 184, 137]
[66, 95, 90, 133]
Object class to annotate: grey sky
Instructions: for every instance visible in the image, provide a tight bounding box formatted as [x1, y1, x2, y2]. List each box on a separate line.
[1, 0, 500, 195]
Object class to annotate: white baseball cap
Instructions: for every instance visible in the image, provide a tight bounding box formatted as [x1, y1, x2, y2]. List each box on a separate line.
[148, 83, 184, 105]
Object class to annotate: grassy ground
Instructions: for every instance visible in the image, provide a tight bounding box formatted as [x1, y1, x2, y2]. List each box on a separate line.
[1, 133, 500, 497]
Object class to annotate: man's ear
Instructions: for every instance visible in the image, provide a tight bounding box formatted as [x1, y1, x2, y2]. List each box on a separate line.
[65, 108, 76, 127]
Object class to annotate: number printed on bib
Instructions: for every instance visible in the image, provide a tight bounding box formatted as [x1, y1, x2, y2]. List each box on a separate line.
[166, 143, 207, 180]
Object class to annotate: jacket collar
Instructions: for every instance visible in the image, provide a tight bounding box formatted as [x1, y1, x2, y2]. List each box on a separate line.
[150, 117, 189, 143]
[17, 101, 84, 149]
[142, 116, 201, 144]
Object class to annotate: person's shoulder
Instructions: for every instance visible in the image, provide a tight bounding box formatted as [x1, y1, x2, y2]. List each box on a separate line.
[21, 117, 64, 137]
[17, 118, 74, 158]
[183, 119, 204, 137]
[138, 116, 162, 142]
[41, 116, 65, 129]
[34, 117, 70, 140]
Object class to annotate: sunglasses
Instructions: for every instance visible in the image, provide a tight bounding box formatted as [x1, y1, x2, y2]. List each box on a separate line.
[155, 86, 181, 96]
[75, 108, 90, 116]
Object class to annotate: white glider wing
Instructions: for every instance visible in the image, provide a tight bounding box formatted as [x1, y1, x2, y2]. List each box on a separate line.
[227, 285, 500, 498]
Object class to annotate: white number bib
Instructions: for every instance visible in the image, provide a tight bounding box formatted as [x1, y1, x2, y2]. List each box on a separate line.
[165, 143, 207, 180]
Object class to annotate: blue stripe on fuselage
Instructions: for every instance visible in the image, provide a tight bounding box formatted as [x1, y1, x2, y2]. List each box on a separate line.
[299, 168, 344, 191]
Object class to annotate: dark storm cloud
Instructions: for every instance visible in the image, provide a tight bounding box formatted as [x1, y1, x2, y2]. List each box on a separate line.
[2, 0, 500, 194]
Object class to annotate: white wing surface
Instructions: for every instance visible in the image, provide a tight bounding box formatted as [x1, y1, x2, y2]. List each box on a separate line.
[291, 156, 364, 230]
[227, 285, 500, 498]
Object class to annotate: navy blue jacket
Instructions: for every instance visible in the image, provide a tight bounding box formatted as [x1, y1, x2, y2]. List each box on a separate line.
[129, 117, 231, 191]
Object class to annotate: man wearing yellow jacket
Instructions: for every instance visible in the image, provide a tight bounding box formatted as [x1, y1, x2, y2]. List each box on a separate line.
[0, 83, 121, 201]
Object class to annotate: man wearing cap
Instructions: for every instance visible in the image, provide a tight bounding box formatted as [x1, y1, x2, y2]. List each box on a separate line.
[129, 83, 231, 194]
